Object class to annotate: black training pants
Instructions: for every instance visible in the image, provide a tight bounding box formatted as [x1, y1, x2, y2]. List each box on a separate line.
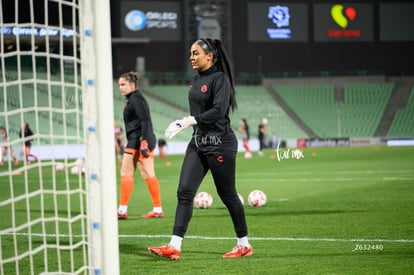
[172, 143, 248, 238]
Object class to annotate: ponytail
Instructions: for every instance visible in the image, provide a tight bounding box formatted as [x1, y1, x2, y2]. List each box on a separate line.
[120, 71, 139, 87]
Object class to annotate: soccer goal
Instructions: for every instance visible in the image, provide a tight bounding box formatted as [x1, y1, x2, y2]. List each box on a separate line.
[0, 1, 119, 274]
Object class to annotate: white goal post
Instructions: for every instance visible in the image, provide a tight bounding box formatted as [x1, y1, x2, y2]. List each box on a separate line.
[0, 0, 119, 274]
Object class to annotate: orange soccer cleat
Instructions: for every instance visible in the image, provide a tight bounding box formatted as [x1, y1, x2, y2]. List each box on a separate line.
[148, 244, 181, 260]
[222, 245, 253, 258]
[141, 211, 164, 219]
[117, 212, 128, 220]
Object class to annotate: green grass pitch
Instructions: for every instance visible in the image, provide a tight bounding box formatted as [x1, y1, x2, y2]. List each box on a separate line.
[1, 146, 414, 274]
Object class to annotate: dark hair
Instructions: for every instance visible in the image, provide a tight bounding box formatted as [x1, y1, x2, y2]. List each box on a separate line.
[120, 71, 139, 87]
[195, 38, 237, 111]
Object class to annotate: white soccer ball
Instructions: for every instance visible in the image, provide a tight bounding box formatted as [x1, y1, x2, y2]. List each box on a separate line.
[238, 193, 244, 205]
[194, 192, 213, 209]
[70, 164, 85, 175]
[244, 151, 252, 159]
[71, 158, 86, 175]
[55, 162, 65, 171]
[248, 190, 267, 207]
[71, 165, 80, 175]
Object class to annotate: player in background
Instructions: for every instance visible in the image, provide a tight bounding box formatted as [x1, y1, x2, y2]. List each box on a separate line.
[238, 118, 252, 159]
[116, 71, 163, 219]
[157, 138, 167, 160]
[0, 127, 19, 166]
[258, 118, 268, 156]
[19, 122, 38, 164]
[114, 120, 125, 163]
[148, 38, 252, 260]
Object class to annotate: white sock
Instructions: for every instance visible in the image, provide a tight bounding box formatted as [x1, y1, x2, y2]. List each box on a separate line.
[169, 235, 183, 251]
[153, 207, 163, 213]
[118, 205, 128, 213]
[237, 236, 250, 247]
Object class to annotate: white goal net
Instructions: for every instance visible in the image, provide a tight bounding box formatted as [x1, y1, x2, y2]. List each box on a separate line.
[0, 1, 119, 274]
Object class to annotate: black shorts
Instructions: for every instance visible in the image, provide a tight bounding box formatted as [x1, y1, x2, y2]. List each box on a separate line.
[125, 138, 140, 150]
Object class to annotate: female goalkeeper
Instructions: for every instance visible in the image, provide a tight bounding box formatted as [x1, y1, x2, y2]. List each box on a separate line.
[148, 38, 252, 259]
[116, 71, 163, 219]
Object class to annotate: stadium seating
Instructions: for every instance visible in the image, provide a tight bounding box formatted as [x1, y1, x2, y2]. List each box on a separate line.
[142, 85, 309, 143]
[113, 83, 191, 142]
[0, 71, 83, 144]
[144, 85, 189, 110]
[2, 73, 413, 146]
[230, 86, 308, 140]
[387, 85, 414, 137]
[274, 83, 394, 137]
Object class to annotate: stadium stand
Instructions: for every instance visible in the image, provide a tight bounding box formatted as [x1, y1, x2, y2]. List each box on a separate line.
[141, 85, 308, 144]
[268, 77, 399, 138]
[0, 70, 82, 144]
[387, 84, 414, 137]
[144, 85, 189, 111]
[112, 83, 192, 142]
[273, 83, 393, 138]
[230, 85, 308, 141]
[2, 73, 413, 146]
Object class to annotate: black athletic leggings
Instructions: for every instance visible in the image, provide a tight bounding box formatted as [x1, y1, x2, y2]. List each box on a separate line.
[172, 143, 248, 238]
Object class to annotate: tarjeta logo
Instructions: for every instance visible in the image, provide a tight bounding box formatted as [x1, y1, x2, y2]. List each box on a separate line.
[268, 5, 290, 28]
[328, 4, 360, 38]
[331, 4, 356, 28]
[266, 5, 292, 39]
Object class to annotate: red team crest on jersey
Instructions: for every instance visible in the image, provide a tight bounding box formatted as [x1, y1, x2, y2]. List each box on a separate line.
[201, 85, 208, 93]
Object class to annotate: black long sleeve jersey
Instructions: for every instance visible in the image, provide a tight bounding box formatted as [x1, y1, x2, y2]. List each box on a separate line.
[189, 65, 237, 150]
[123, 90, 156, 150]
[20, 128, 34, 146]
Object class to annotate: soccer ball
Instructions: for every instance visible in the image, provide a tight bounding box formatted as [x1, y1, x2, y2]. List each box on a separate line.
[71, 158, 86, 175]
[70, 165, 81, 175]
[194, 192, 213, 209]
[248, 190, 267, 207]
[244, 151, 252, 159]
[71, 165, 86, 175]
[238, 193, 245, 205]
[55, 162, 65, 171]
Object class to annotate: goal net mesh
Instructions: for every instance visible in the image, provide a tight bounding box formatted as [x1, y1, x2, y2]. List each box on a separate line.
[0, 1, 118, 274]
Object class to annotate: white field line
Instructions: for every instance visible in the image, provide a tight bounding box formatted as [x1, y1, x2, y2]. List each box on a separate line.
[227, 169, 414, 182]
[120, 234, 414, 243]
[11, 176, 412, 183]
[237, 177, 414, 182]
[237, 169, 414, 176]
[157, 169, 414, 178]
[7, 232, 414, 243]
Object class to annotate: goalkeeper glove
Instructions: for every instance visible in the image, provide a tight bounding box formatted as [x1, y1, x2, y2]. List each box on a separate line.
[140, 139, 150, 158]
[165, 116, 197, 139]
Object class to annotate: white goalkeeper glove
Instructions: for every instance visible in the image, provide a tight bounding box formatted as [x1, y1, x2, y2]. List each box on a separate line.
[165, 116, 197, 139]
